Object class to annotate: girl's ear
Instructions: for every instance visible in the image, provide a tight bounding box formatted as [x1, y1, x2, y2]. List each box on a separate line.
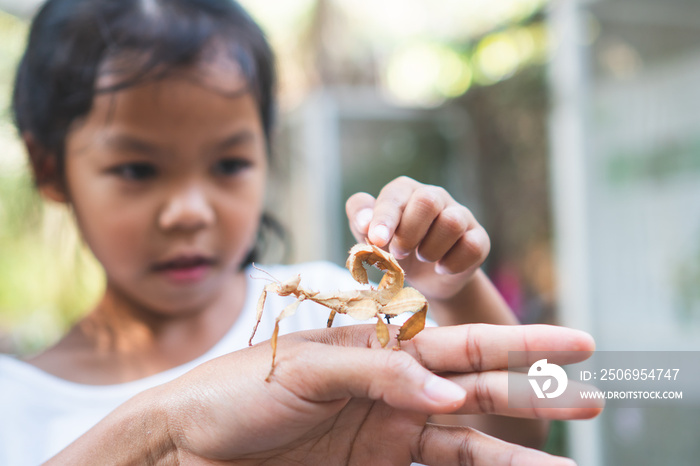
[23, 132, 68, 204]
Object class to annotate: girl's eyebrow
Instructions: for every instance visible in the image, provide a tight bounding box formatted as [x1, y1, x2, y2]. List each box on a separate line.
[104, 130, 256, 156]
[105, 134, 163, 157]
[217, 130, 255, 150]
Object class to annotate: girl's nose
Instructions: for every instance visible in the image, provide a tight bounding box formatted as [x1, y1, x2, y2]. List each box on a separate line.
[158, 186, 215, 232]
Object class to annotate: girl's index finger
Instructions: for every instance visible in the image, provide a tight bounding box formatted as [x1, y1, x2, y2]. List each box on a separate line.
[367, 176, 419, 247]
[345, 192, 377, 241]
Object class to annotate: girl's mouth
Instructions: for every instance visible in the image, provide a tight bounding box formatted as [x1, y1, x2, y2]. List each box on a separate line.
[152, 255, 215, 283]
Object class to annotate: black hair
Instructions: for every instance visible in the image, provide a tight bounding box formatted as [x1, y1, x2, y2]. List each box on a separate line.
[12, 0, 284, 266]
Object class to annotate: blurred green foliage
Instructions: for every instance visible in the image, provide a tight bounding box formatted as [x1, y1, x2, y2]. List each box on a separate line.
[0, 11, 103, 354]
[0, 11, 25, 117]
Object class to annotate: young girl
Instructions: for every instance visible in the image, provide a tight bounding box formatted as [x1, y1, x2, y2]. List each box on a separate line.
[0, 0, 599, 464]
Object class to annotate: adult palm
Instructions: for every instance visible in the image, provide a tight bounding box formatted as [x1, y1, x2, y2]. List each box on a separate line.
[167, 324, 599, 465]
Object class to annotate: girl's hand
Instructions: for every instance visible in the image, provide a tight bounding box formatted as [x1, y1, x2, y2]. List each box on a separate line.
[346, 176, 489, 300]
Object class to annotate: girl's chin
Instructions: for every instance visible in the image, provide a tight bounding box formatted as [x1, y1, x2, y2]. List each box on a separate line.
[140, 290, 222, 317]
[104, 266, 243, 315]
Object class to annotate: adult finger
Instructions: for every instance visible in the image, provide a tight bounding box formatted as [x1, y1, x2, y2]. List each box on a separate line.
[414, 424, 576, 466]
[446, 371, 604, 420]
[269, 341, 467, 415]
[304, 327, 602, 422]
[300, 329, 602, 420]
[345, 192, 376, 243]
[311, 323, 595, 373]
[404, 323, 596, 373]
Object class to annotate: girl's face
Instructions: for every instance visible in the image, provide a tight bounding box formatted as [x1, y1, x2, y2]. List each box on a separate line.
[63, 60, 268, 315]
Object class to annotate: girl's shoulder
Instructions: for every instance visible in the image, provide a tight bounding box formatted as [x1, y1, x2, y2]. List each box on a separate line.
[0, 353, 155, 465]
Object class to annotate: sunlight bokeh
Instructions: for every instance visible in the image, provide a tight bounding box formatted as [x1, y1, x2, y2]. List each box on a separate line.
[384, 42, 473, 106]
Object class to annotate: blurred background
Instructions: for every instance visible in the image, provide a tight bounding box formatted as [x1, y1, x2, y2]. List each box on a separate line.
[0, 0, 699, 464]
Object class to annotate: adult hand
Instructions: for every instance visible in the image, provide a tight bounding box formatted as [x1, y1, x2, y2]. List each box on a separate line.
[162, 323, 600, 465]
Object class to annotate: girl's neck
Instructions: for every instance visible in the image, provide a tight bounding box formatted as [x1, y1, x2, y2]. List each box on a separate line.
[25, 271, 248, 385]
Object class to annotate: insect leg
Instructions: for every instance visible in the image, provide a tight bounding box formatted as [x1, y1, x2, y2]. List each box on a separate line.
[249, 288, 269, 346]
[267, 298, 303, 381]
[376, 316, 390, 348]
[396, 304, 428, 348]
[327, 310, 337, 328]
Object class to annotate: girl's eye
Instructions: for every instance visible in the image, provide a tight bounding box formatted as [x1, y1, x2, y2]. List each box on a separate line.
[213, 158, 251, 176]
[109, 163, 157, 181]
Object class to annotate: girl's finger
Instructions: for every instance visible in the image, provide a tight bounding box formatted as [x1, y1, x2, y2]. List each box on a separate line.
[366, 176, 419, 247]
[414, 424, 576, 466]
[413, 204, 473, 264]
[390, 185, 448, 259]
[345, 192, 376, 241]
[433, 224, 490, 275]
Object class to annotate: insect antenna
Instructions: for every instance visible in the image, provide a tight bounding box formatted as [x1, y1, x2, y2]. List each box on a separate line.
[250, 263, 281, 283]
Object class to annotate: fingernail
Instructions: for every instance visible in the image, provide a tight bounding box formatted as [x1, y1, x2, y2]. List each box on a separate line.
[434, 264, 450, 275]
[416, 251, 430, 263]
[372, 225, 391, 244]
[423, 375, 466, 404]
[389, 244, 409, 260]
[356, 208, 373, 231]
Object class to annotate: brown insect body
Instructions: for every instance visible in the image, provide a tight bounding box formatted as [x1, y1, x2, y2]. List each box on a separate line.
[249, 243, 428, 380]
